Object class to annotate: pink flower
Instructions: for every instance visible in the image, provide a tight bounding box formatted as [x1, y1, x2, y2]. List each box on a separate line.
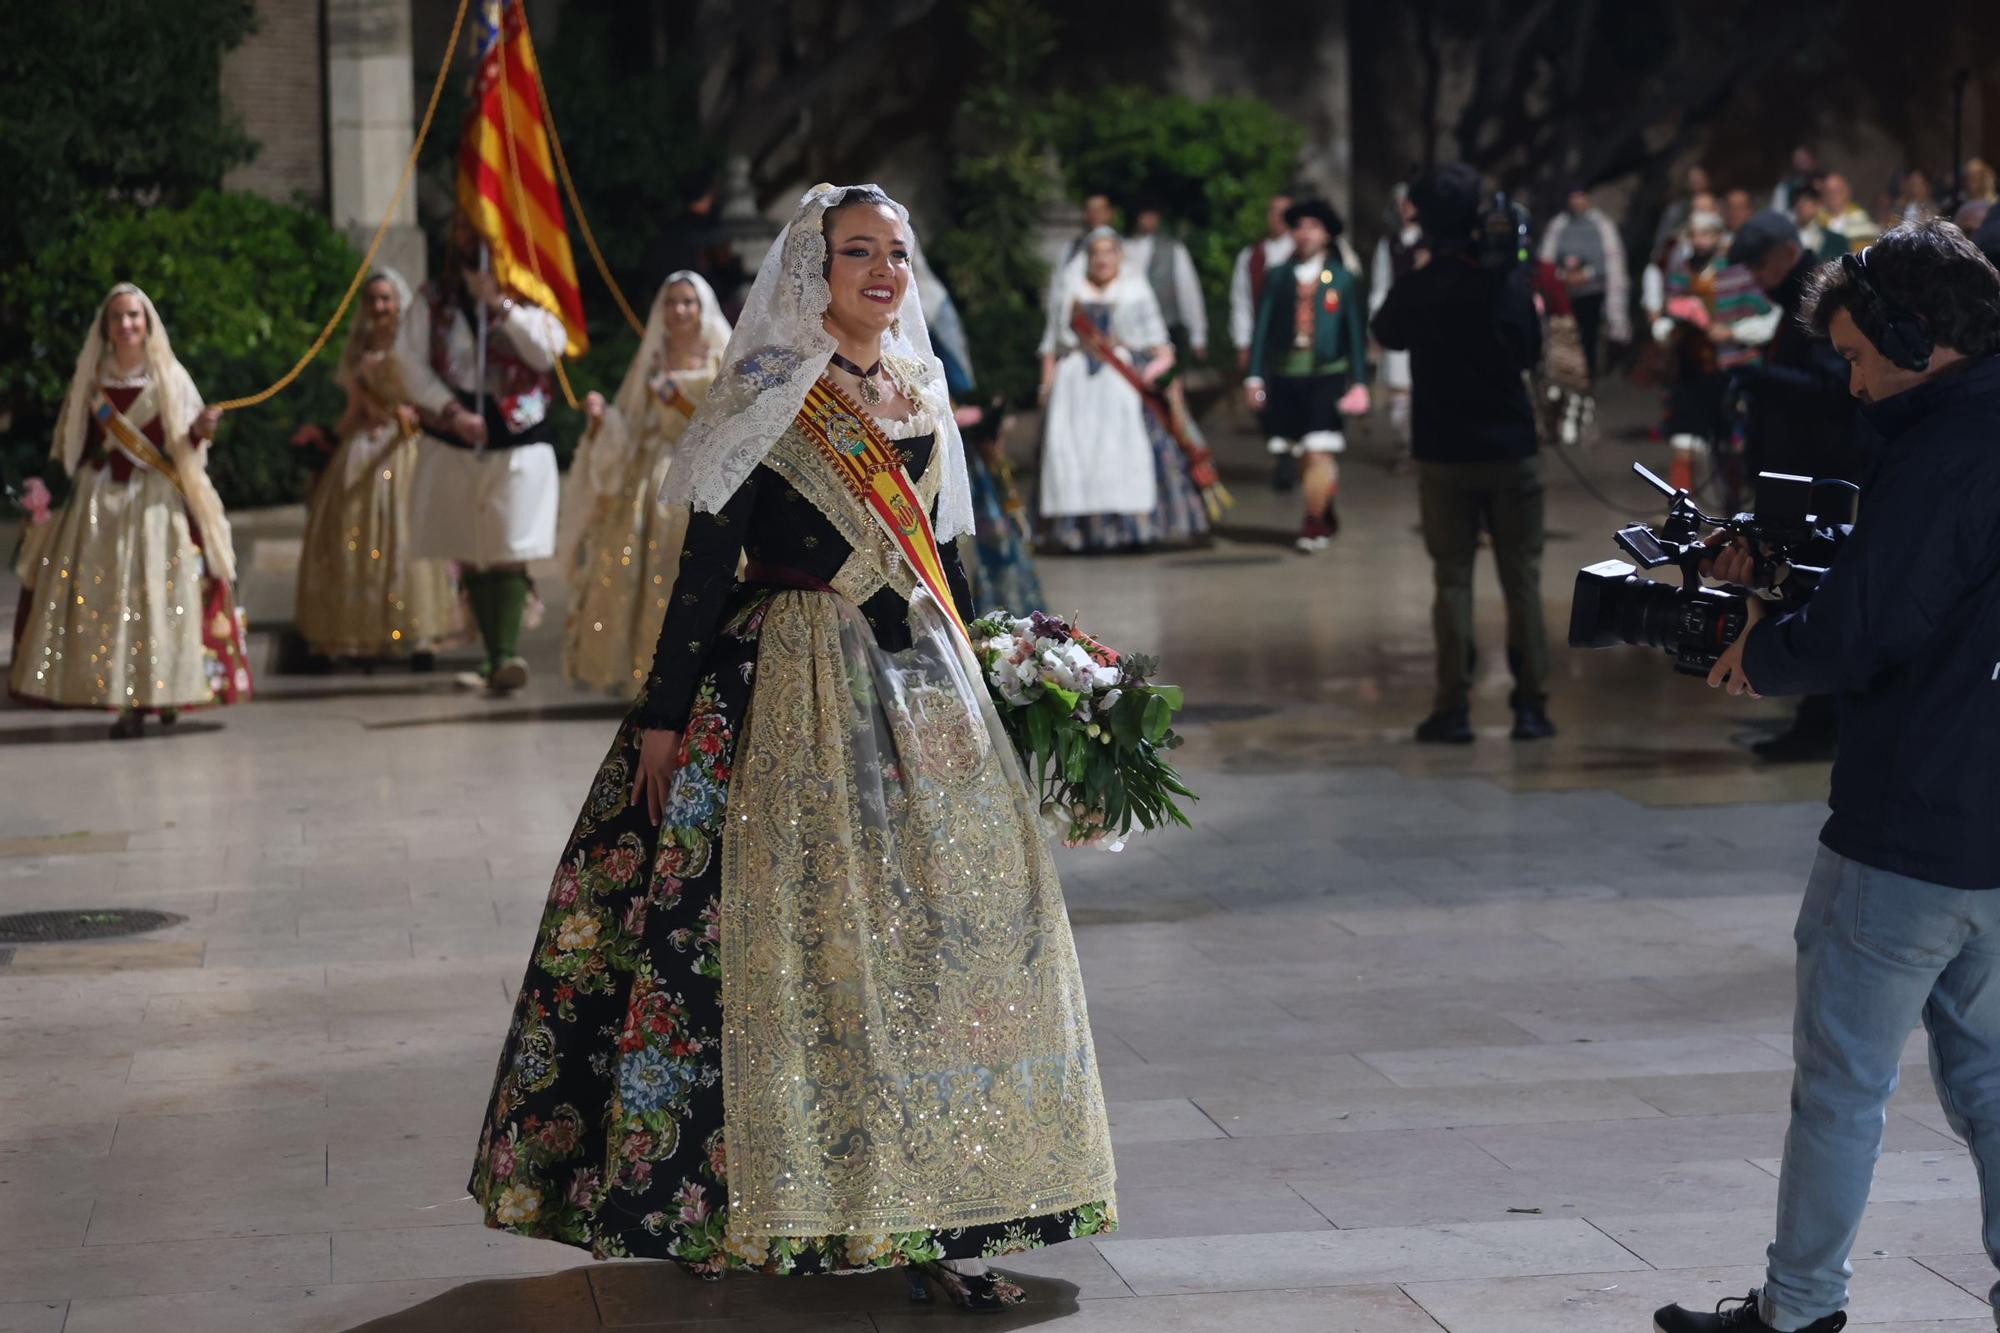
[603, 847, 641, 883]
[551, 864, 581, 908]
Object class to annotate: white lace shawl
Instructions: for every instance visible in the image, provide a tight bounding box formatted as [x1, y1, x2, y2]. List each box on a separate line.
[662, 184, 973, 542]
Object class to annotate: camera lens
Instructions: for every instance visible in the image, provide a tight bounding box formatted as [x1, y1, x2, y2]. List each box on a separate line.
[1568, 561, 1685, 650]
[1569, 560, 1749, 672]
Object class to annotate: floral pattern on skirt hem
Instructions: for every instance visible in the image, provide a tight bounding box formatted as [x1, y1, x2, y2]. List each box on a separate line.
[470, 588, 1115, 1271]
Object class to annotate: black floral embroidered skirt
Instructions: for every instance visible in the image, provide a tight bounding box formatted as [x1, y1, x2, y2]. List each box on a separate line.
[469, 589, 1115, 1273]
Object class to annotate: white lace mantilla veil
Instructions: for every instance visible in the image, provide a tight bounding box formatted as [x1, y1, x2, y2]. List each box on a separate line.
[612, 270, 732, 427]
[662, 183, 974, 543]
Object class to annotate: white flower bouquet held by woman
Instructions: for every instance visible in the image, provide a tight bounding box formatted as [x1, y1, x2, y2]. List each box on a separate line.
[968, 609, 1195, 848]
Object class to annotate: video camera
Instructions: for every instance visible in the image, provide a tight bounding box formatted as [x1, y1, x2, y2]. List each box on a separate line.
[1569, 465, 1856, 676]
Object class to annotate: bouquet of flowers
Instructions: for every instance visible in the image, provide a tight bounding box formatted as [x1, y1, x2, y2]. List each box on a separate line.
[968, 610, 1196, 847]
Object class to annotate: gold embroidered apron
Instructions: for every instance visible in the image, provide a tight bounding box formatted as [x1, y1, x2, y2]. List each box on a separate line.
[717, 422, 1117, 1241]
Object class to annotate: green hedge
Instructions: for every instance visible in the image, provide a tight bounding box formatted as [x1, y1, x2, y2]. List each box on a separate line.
[1, 191, 360, 510]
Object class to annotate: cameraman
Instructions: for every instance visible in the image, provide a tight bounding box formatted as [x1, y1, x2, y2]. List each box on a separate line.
[1372, 164, 1554, 743]
[1655, 220, 2000, 1333]
[1729, 210, 1869, 762]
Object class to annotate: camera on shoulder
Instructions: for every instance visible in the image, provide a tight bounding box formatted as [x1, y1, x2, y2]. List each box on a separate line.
[1569, 466, 1855, 676]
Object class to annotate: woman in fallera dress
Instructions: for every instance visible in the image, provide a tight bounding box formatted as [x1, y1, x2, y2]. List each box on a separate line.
[564, 272, 732, 694]
[9, 283, 252, 738]
[470, 185, 1116, 1309]
[912, 246, 1044, 616]
[294, 268, 456, 663]
[1037, 226, 1209, 553]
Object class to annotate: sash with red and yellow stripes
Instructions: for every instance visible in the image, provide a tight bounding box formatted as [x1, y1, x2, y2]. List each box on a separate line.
[93, 393, 187, 497]
[654, 378, 698, 419]
[793, 377, 969, 643]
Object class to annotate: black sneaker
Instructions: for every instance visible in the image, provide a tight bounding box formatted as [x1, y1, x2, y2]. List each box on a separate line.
[1510, 704, 1556, 740]
[1414, 708, 1474, 744]
[1654, 1289, 1845, 1333]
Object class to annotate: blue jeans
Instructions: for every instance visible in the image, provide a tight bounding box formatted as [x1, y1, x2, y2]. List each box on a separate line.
[1764, 847, 2000, 1329]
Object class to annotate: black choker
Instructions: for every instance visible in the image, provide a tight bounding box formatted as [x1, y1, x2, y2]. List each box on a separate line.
[828, 352, 884, 405]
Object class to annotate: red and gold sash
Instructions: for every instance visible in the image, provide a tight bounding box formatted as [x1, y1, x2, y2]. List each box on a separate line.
[654, 378, 698, 419]
[792, 377, 969, 643]
[1066, 305, 1221, 492]
[93, 392, 188, 497]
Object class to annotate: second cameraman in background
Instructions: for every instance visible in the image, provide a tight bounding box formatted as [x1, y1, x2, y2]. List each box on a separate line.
[1727, 210, 1869, 762]
[1654, 219, 2000, 1333]
[1372, 164, 1554, 744]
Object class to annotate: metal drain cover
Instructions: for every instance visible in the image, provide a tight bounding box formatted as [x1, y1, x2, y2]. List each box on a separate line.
[0, 909, 187, 943]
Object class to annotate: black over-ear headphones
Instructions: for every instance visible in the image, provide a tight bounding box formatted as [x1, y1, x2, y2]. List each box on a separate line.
[1839, 248, 1934, 371]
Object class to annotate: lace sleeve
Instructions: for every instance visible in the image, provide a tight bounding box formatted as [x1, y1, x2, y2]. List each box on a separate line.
[633, 469, 757, 731]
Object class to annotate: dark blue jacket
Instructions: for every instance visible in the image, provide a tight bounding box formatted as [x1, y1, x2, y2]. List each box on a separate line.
[1744, 353, 2000, 889]
[1371, 256, 1542, 463]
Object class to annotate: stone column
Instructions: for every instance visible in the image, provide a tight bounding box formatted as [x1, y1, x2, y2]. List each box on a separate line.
[327, 0, 427, 284]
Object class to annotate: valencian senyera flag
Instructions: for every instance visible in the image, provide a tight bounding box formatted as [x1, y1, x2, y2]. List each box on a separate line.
[457, 0, 588, 355]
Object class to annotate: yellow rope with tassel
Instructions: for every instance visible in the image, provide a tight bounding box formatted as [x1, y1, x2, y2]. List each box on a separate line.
[210, 0, 472, 411]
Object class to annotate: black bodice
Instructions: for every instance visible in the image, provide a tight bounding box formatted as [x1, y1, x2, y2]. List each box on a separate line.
[634, 431, 972, 731]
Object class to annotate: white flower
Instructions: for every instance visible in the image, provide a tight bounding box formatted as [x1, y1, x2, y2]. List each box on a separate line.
[1100, 688, 1123, 712]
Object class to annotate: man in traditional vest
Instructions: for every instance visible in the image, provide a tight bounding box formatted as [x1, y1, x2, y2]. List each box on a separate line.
[1126, 203, 1208, 363]
[1245, 198, 1371, 553]
[402, 219, 567, 694]
[1232, 191, 1297, 489]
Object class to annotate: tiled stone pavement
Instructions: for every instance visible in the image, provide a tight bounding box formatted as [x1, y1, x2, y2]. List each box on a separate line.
[3, 391, 1994, 1330]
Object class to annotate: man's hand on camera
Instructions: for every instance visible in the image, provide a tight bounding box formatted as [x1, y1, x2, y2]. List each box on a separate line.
[1699, 533, 1788, 594]
[1700, 534, 1758, 586]
[1705, 595, 1766, 697]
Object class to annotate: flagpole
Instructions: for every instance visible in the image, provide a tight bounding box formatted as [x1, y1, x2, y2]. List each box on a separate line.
[475, 242, 490, 455]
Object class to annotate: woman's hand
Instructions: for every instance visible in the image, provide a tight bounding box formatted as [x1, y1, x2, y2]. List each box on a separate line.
[1337, 383, 1371, 416]
[630, 728, 682, 825]
[584, 390, 607, 422]
[193, 406, 223, 439]
[396, 404, 421, 433]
